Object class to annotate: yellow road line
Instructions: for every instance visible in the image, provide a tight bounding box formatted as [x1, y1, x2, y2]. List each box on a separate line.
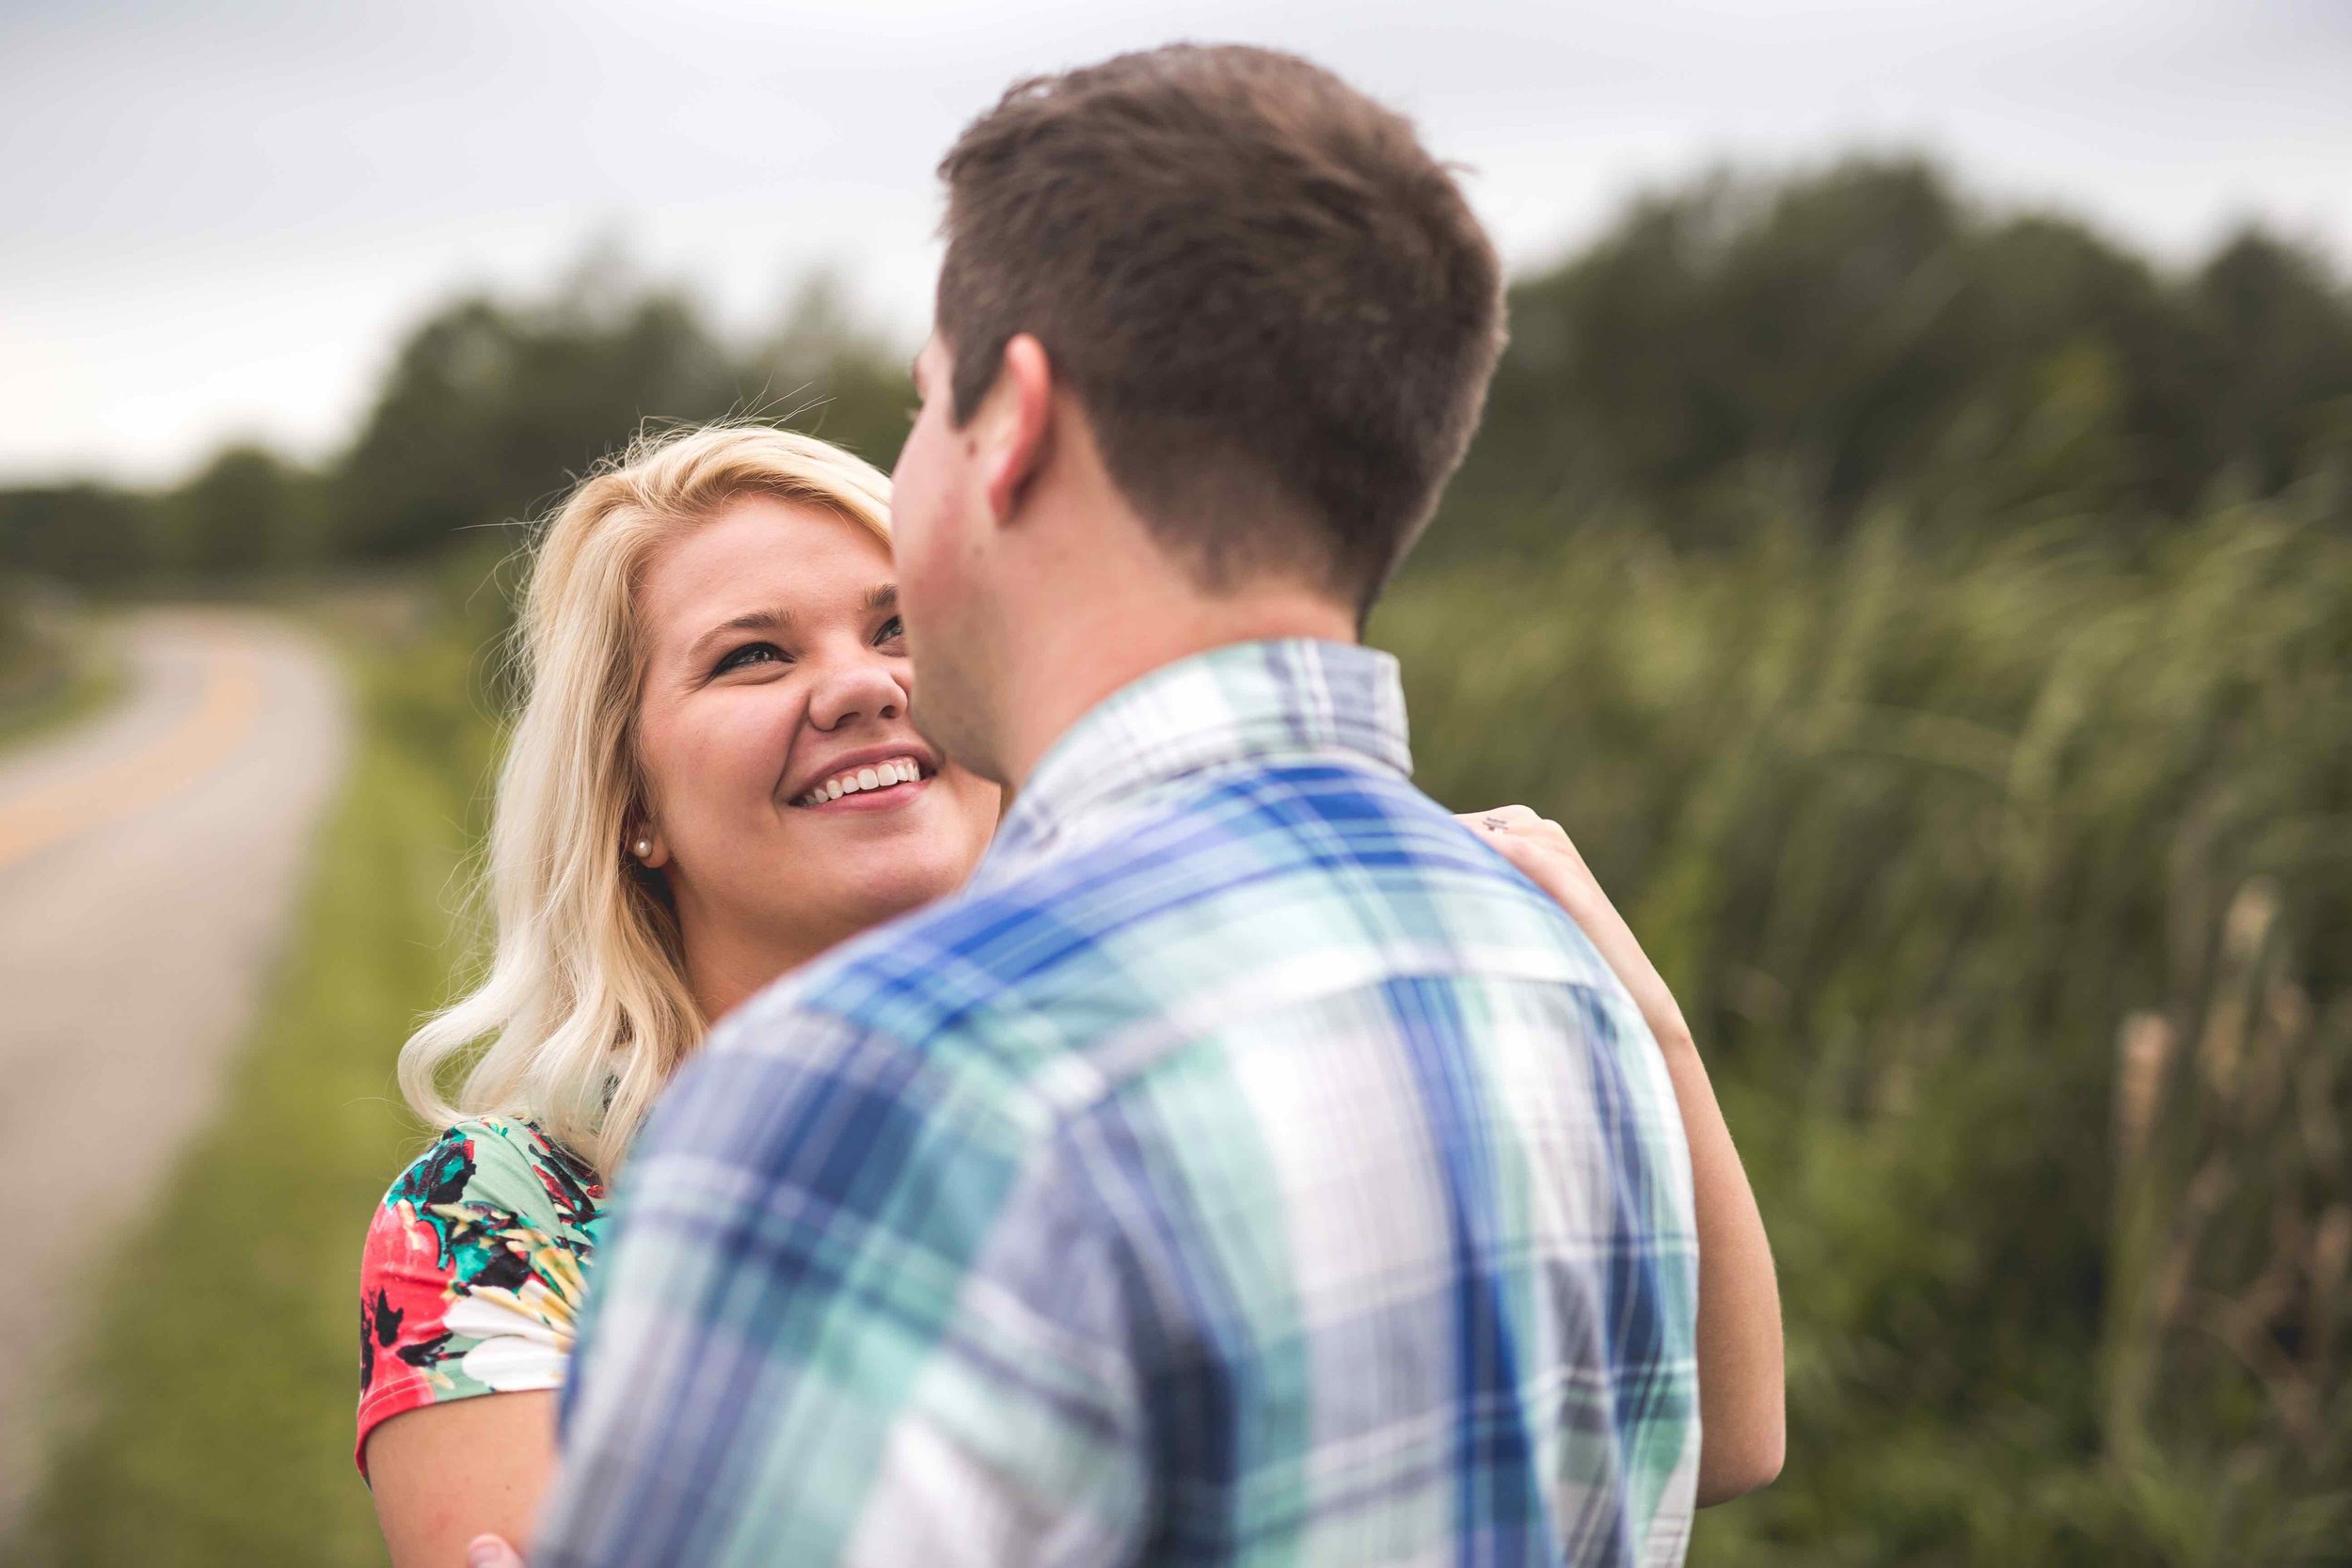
[0, 633, 264, 873]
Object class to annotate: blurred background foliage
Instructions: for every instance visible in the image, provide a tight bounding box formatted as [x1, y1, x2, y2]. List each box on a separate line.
[7, 156, 2351, 1564]
[1440, 157, 2352, 562]
[1385, 501, 2352, 1562]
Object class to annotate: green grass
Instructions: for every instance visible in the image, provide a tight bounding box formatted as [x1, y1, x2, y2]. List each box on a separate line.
[0, 625, 124, 753]
[8, 619, 492, 1568]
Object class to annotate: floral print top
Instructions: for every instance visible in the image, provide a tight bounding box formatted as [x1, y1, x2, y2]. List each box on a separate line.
[356, 1116, 605, 1477]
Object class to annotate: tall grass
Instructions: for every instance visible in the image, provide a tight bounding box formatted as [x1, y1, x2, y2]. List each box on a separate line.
[1375, 484, 2352, 1563]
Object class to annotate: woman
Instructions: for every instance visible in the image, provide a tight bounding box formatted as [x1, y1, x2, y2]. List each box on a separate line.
[358, 424, 1781, 1565]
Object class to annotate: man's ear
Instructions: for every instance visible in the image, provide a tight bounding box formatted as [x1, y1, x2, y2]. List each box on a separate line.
[980, 333, 1054, 526]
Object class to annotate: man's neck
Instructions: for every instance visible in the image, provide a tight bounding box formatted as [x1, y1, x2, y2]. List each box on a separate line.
[995, 581, 1358, 792]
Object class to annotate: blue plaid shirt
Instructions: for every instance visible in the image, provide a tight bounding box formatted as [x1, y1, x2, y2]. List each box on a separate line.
[539, 639, 1699, 1566]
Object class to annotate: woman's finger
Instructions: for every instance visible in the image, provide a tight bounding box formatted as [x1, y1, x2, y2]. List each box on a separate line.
[1457, 803, 1539, 835]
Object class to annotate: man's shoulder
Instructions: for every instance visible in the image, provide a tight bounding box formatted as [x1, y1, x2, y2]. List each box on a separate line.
[729, 758, 1583, 1071]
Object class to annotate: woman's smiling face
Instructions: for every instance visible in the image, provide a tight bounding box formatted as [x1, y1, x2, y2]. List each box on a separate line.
[631, 493, 1001, 1006]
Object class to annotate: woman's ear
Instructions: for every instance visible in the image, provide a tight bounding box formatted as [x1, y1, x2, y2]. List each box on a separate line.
[628, 821, 671, 871]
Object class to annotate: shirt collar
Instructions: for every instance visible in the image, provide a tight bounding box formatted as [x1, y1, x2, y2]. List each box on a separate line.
[976, 638, 1412, 882]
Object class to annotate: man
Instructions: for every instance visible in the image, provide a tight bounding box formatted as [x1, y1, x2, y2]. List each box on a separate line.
[533, 43, 1724, 1565]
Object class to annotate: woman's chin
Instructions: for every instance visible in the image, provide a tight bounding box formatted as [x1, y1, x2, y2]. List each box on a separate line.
[826, 851, 974, 935]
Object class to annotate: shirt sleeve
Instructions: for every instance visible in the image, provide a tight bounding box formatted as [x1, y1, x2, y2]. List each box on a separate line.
[532, 1010, 1152, 1568]
[356, 1119, 596, 1477]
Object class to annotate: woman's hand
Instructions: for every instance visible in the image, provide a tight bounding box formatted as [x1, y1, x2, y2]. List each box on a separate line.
[1456, 804, 1692, 1053]
[1460, 803, 1787, 1506]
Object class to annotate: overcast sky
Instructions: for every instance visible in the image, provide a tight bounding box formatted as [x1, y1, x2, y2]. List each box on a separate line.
[6, 0, 2350, 485]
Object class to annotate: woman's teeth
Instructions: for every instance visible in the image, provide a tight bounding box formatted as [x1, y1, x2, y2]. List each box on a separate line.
[797, 757, 924, 808]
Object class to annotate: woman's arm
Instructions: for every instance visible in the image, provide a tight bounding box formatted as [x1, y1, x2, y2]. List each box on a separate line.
[366, 1391, 558, 1567]
[1461, 805, 1786, 1505]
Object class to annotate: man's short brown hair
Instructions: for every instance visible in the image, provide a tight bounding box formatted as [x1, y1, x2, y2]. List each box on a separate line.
[935, 44, 1505, 610]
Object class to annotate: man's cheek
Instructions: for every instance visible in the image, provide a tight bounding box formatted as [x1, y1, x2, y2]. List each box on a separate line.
[898, 552, 959, 667]
[897, 504, 963, 620]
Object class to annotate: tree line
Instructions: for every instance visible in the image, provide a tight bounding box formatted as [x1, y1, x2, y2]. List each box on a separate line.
[7, 157, 2350, 587]
[0, 264, 908, 585]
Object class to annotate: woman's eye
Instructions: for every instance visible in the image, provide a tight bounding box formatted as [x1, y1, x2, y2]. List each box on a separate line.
[714, 641, 786, 675]
[875, 615, 906, 647]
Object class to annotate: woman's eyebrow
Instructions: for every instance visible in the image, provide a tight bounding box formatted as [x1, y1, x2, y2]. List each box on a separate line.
[685, 608, 792, 665]
[865, 583, 898, 612]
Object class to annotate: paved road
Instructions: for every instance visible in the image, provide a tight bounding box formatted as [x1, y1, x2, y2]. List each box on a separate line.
[0, 607, 349, 1527]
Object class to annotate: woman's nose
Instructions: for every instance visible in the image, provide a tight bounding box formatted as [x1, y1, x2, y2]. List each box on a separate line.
[807, 649, 907, 732]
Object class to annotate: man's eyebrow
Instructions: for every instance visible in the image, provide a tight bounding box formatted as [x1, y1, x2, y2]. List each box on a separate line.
[865, 583, 898, 613]
[684, 608, 792, 664]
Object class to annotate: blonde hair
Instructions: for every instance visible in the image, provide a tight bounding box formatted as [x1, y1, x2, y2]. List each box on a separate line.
[399, 423, 894, 1174]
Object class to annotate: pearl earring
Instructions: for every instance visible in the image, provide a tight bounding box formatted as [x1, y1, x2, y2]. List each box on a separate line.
[633, 837, 652, 860]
